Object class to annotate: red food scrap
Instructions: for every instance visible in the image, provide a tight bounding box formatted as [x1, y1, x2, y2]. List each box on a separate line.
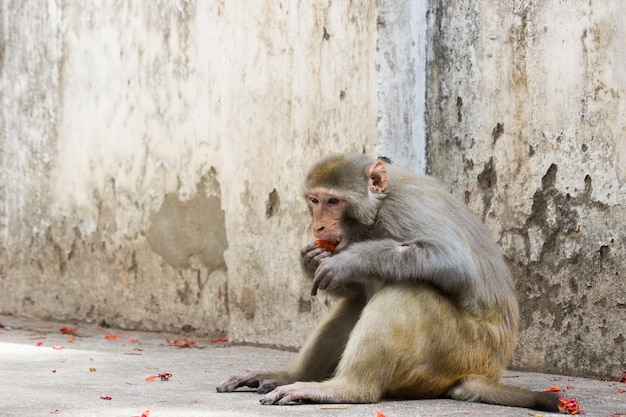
[558, 397, 584, 414]
[127, 338, 139, 343]
[544, 386, 564, 392]
[36, 341, 43, 347]
[59, 326, 76, 335]
[212, 337, 228, 343]
[166, 338, 199, 348]
[619, 371, 626, 383]
[315, 239, 336, 252]
[146, 372, 172, 381]
[376, 411, 387, 417]
[104, 333, 119, 339]
[51, 345, 64, 350]
[100, 395, 112, 400]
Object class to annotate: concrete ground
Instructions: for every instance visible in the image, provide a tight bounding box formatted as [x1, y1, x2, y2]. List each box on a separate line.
[0, 314, 624, 417]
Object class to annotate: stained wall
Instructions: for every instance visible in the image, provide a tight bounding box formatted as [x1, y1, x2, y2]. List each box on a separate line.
[2, 0, 623, 378]
[426, 0, 625, 376]
[0, 1, 380, 346]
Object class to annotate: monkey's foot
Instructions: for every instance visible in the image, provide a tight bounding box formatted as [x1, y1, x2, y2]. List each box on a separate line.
[260, 382, 343, 405]
[216, 373, 260, 392]
[216, 372, 286, 394]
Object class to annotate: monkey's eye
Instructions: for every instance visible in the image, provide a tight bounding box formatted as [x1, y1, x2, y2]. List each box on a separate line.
[308, 197, 320, 204]
[327, 197, 340, 205]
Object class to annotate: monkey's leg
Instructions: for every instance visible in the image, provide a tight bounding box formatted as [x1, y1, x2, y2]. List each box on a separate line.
[261, 283, 499, 405]
[217, 296, 365, 394]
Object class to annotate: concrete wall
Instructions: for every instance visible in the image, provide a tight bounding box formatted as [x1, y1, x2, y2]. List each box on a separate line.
[2, 0, 623, 378]
[0, 0, 383, 346]
[426, 1, 625, 377]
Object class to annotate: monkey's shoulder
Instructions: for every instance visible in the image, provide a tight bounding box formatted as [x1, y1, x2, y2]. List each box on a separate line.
[383, 173, 459, 208]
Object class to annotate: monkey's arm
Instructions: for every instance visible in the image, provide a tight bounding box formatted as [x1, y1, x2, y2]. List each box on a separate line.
[311, 238, 478, 298]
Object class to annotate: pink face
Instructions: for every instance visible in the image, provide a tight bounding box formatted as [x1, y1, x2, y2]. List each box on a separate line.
[305, 187, 348, 252]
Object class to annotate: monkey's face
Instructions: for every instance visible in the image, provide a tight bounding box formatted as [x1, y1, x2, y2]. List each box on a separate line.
[305, 187, 348, 252]
[303, 155, 389, 252]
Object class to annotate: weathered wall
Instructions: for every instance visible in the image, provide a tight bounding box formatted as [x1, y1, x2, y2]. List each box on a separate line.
[377, 0, 427, 171]
[3, 0, 623, 379]
[426, 0, 625, 377]
[0, 1, 379, 346]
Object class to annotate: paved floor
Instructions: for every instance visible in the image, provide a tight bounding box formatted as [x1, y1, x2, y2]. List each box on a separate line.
[0, 314, 624, 417]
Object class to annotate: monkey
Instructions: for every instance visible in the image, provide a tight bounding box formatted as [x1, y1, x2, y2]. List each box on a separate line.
[217, 153, 561, 412]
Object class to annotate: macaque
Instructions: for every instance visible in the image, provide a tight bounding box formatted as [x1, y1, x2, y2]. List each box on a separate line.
[217, 153, 561, 411]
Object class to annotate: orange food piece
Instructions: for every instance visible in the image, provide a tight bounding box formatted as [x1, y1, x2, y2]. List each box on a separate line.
[558, 397, 584, 414]
[315, 239, 336, 252]
[544, 385, 563, 392]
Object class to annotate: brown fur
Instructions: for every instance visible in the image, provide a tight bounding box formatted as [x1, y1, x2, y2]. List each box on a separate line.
[217, 153, 561, 412]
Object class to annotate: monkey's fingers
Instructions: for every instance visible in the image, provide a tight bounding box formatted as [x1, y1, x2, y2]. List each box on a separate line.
[310, 273, 324, 296]
[259, 385, 300, 405]
[302, 248, 331, 272]
[311, 266, 333, 296]
[257, 379, 281, 394]
[216, 374, 260, 392]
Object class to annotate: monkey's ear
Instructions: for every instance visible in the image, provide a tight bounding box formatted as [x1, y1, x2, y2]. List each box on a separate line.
[368, 160, 388, 193]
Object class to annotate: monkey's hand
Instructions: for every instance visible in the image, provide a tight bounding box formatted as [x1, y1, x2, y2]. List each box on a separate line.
[301, 242, 332, 273]
[311, 251, 357, 296]
[216, 371, 290, 394]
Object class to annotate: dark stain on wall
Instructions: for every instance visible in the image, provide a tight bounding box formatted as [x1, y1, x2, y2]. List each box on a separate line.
[492, 122, 504, 144]
[298, 296, 312, 314]
[265, 188, 280, 219]
[147, 181, 228, 272]
[238, 287, 256, 321]
[456, 96, 463, 122]
[509, 163, 621, 375]
[476, 157, 496, 220]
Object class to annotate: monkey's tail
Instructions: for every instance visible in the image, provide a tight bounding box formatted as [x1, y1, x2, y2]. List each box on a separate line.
[446, 375, 561, 412]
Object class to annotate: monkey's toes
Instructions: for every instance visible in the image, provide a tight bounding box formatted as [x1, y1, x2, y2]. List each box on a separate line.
[216, 382, 235, 392]
[260, 385, 308, 405]
[216, 374, 260, 392]
[259, 391, 290, 405]
[257, 380, 279, 394]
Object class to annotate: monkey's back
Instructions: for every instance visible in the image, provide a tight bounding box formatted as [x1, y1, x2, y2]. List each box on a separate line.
[373, 170, 520, 334]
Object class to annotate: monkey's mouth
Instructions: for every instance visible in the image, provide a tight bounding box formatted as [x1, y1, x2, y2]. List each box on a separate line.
[333, 238, 347, 253]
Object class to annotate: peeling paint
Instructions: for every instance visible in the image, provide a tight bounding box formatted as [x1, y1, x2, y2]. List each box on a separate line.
[0, 1, 379, 348]
[147, 191, 227, 271]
